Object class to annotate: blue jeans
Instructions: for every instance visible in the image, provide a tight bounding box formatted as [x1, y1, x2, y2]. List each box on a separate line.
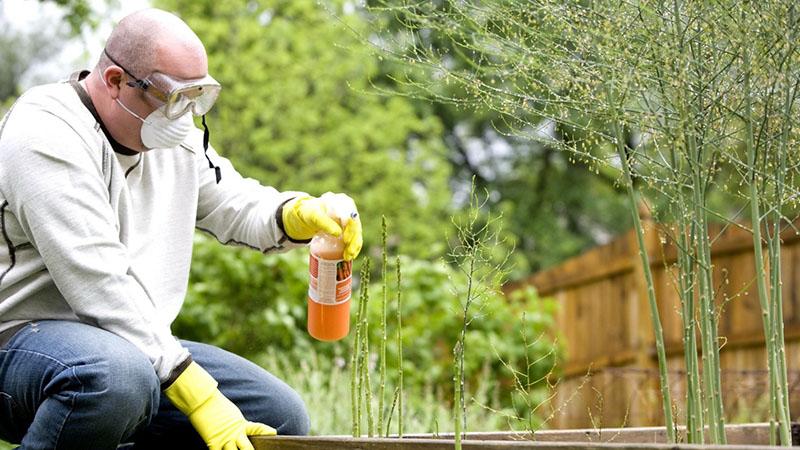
[0, 320, 309, 449]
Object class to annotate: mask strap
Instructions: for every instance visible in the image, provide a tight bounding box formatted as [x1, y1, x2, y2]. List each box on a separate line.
[115, 98, 149, 124]
[202, 115, 222, 183]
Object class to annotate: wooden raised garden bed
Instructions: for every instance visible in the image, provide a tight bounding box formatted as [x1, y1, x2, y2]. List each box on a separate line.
[252, 423, 799, 449]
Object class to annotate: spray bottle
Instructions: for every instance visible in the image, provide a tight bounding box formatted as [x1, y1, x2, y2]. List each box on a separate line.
[307, 194, 356, 341]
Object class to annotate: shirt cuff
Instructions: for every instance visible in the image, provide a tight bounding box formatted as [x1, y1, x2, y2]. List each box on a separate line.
[275, 197, 312, 245]
[161, 355, 194, 390]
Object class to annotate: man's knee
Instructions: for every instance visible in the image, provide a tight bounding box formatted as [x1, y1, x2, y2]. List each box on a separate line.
[274, 390, 310, 436]
[244, 384, 310, 436]
[71, 347, 160, 434]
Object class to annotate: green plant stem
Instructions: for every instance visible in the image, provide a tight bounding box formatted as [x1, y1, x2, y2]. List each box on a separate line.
[656, 10, 703, 440]
[675, 178, 703, 444]
[350, 297, 361, 435]
[396, 255, 404, 437]
[689, 29, 726, 450]
[362, 330, 373, 437]
[361, 260, 373, 437]
[743, 28, 791, 446]
[607, 83, 675, 444]
[351, 262, 369, 437]
[456, 244, 477, 435]
[350, 338, 359, 437]
[677, 209, 703, 444]
[772, 127, 793, 443]
[668, 1, 725, 440]
[689, 123, 725, 445]
[454, 341, 463, 450]
[386, 387, 399, 437]
[771, 6, 795, 438]
[379, 216, 388, 436]
[768, 237, 780, 445]
[358, 351, 365, 435]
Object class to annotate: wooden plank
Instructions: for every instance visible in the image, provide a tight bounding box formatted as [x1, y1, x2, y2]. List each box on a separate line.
[563, 351, 638, 378]
[261, 423, 799, 449]
[723, 253, 760, 338]
[250, 435, 783, 450]
[403, 423, 791, 445]
[561, 323, 800, 378]
[783, 244, 800, 324]
[553, 373, 592, 429]
[514, 220, 800, 297]
[520, 230, 638, 296]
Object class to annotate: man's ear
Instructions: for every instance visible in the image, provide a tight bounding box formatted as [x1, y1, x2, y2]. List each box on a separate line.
[102, 67, 125, 99]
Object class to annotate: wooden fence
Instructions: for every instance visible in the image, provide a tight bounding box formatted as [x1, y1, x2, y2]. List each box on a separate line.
[507, 218, 800, 429]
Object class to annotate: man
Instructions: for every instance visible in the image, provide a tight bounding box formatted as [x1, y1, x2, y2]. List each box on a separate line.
[0, 8, 362, 450]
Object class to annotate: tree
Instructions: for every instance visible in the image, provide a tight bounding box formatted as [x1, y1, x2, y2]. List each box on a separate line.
[40, 0, 97, 35]
[0, 0, 101, 116]
[0, 21, 66, 106]
[361, 1, 632, 275]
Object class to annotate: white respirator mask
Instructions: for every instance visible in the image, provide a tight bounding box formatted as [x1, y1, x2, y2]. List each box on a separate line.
[116, 99, 194, 149]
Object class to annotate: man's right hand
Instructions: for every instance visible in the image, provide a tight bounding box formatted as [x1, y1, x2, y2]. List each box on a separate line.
[164, 361, 276, 450]
[282, 193, 363, 260]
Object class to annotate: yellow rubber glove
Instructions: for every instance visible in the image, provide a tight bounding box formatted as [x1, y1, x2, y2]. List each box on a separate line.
[340, 215, 363, 261]
[282, 194, 363, 261]
[164, 362, 276, 450]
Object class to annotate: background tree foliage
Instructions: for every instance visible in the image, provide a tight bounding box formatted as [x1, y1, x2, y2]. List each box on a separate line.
[0, 14, 67, 114]
[157, 0, 456, 261]
[40, 0, 97, 34]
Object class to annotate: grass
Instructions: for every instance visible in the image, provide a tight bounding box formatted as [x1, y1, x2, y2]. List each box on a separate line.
[258, 350, 515, 436]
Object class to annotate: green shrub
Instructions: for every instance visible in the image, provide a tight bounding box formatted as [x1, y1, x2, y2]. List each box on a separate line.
[173, 232, 318, 359]
[365, 258, 559, 417]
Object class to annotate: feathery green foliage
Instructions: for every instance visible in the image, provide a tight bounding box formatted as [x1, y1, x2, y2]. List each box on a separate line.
[366, 0, 799, 443]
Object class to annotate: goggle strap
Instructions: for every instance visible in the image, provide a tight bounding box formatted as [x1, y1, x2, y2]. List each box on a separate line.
[201, 115, 221, 184]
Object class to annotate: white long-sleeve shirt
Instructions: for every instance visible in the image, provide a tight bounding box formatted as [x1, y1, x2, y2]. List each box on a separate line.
[0, 76, 306, 383]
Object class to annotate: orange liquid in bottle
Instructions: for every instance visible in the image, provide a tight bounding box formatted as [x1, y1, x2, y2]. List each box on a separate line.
[307, 234, 351, 341]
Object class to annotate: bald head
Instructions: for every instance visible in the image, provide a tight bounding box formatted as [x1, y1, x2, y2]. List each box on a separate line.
[83, 8, 210, 152]
[99, 8, 208, 80]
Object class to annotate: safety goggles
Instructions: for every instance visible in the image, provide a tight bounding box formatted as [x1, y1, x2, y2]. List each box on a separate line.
[104, 49, 222, 119]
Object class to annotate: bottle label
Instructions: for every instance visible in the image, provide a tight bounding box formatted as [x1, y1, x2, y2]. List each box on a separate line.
[309, 253, 352, 305]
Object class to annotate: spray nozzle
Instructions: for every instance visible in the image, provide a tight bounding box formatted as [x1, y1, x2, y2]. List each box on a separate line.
[319, 192, 358, 228]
